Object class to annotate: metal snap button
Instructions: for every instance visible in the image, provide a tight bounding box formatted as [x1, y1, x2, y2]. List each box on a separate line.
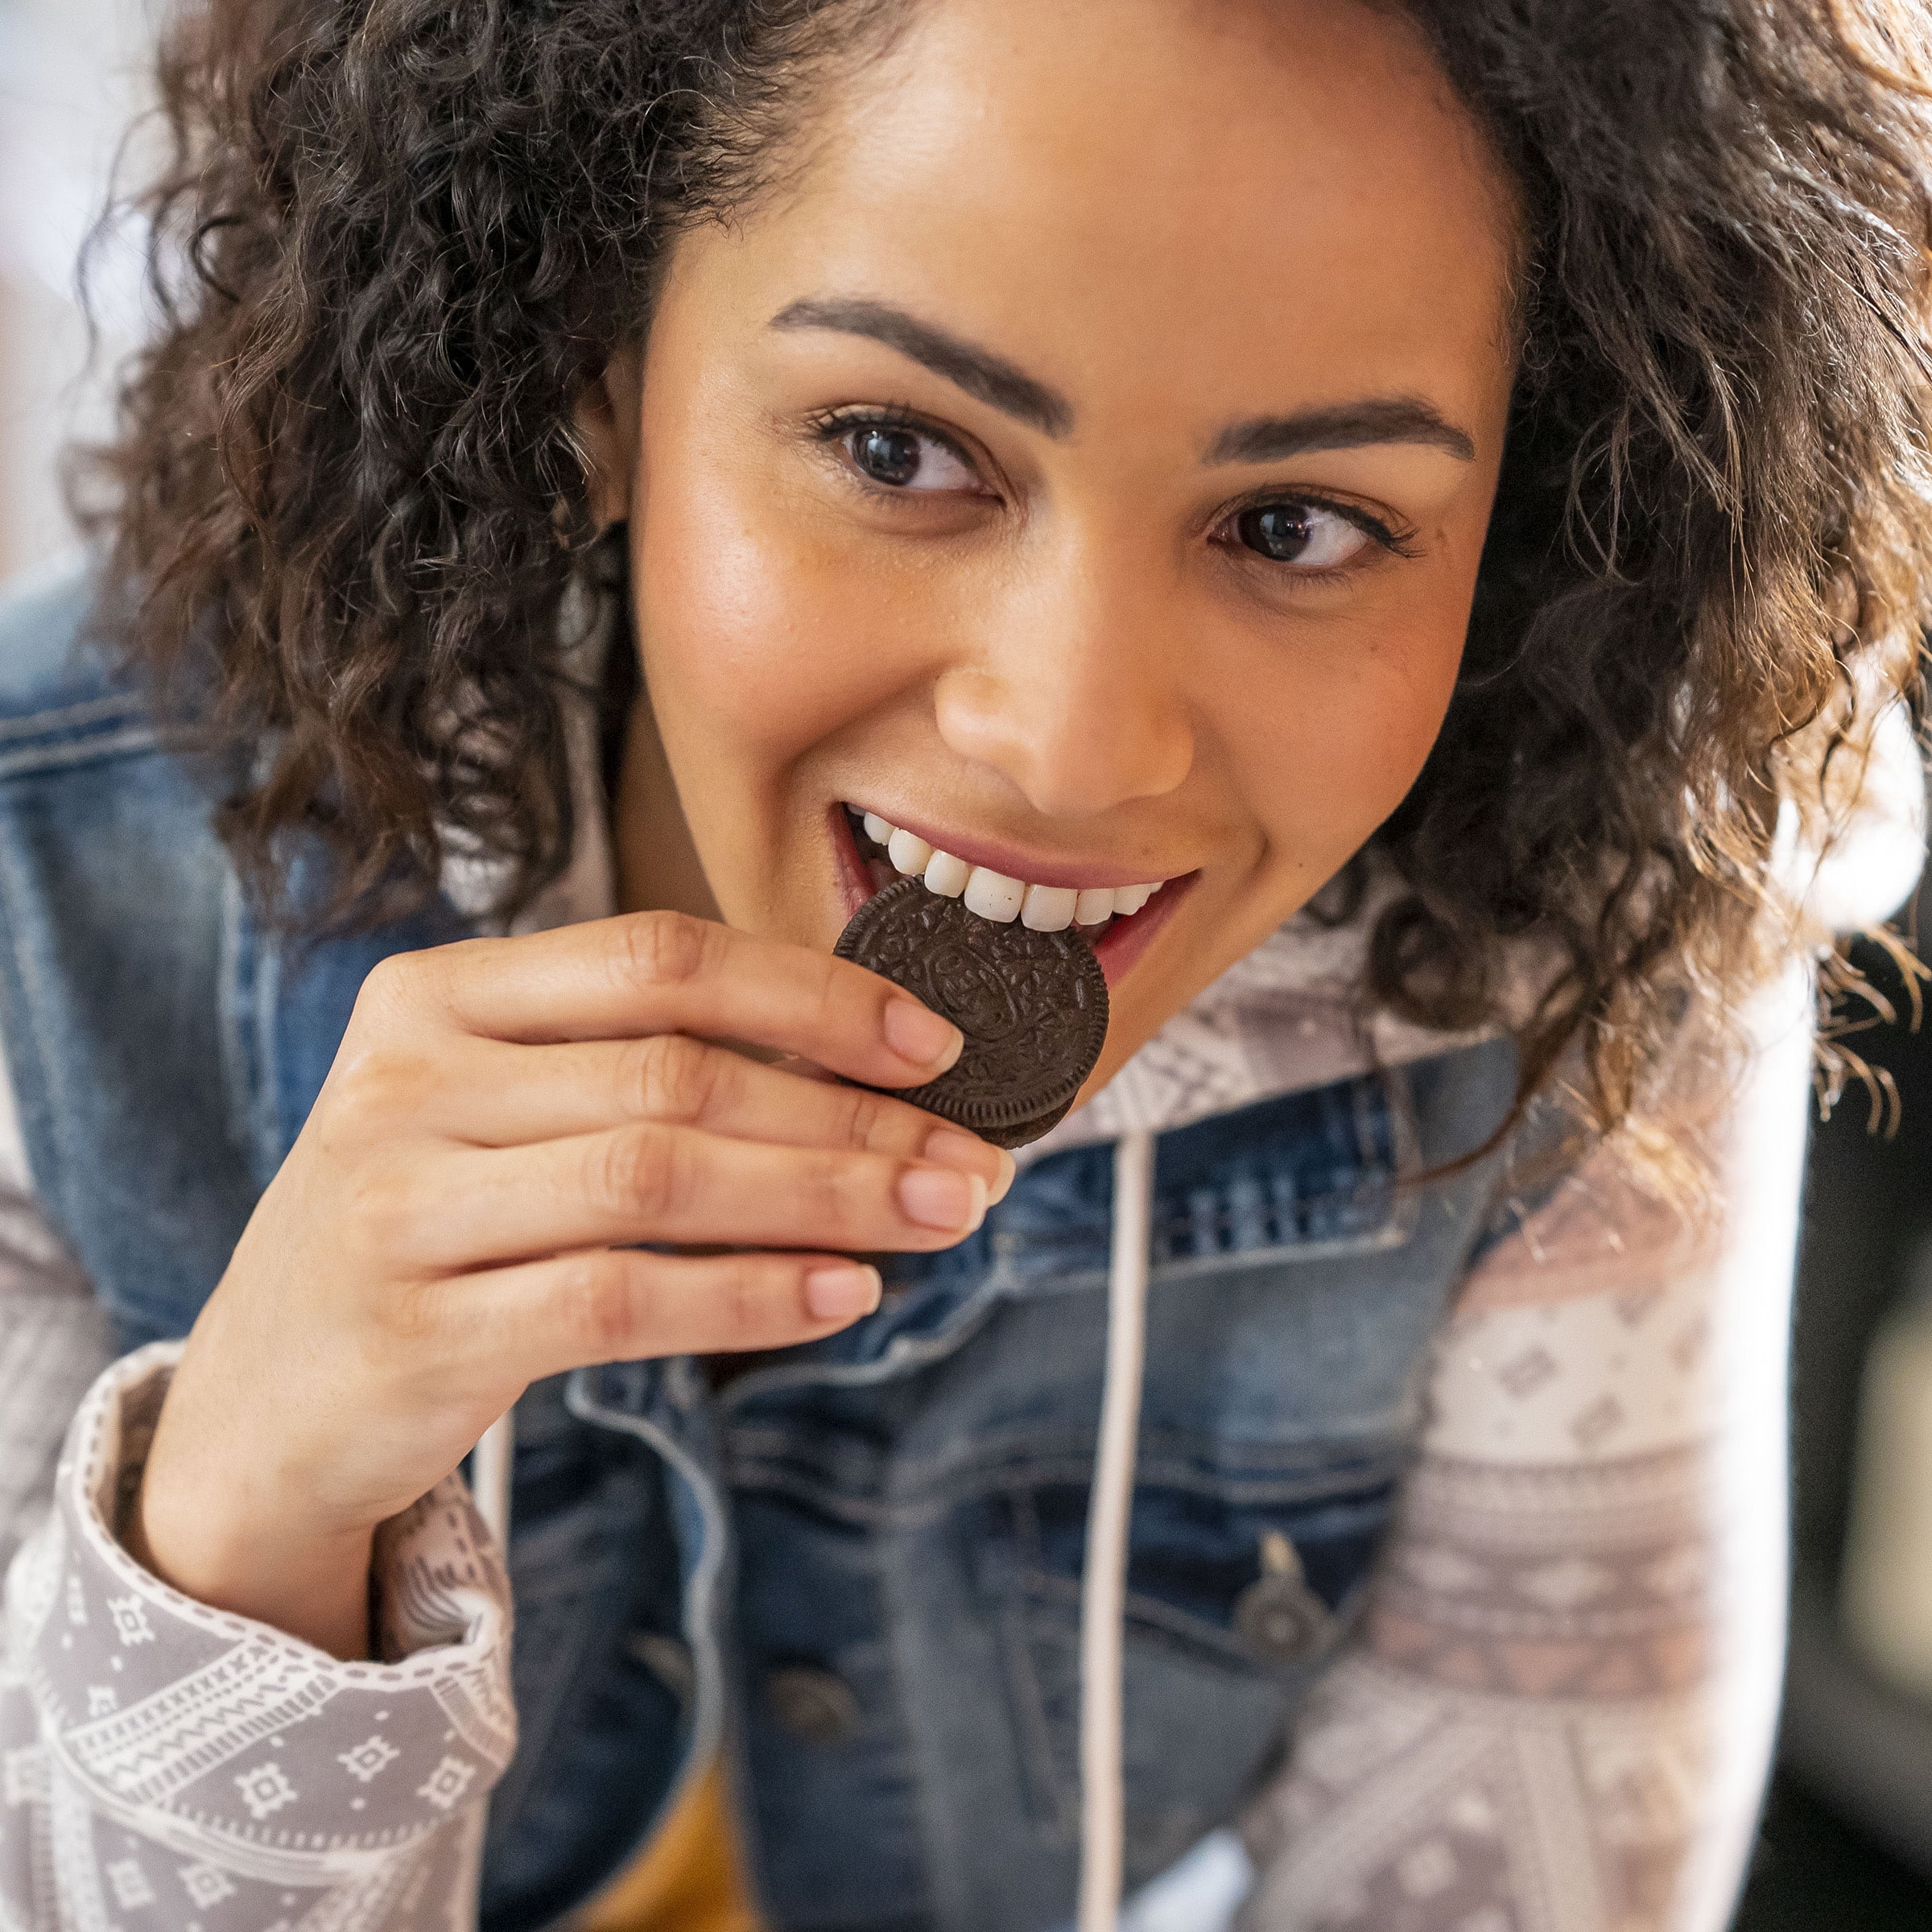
[764, 1664, 861, 1745]
[1232, 1530, 1335, 1666]
[625, 1630, 696, 1708]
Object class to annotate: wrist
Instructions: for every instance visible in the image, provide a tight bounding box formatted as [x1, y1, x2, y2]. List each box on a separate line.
[130, 1459, 378, 1662]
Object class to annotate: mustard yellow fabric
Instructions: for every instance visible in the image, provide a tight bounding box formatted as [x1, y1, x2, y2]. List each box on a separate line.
[578, 1761, 764, 1932]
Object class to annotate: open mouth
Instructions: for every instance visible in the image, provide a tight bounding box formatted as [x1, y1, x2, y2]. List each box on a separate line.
[833, 804, 1193, 989]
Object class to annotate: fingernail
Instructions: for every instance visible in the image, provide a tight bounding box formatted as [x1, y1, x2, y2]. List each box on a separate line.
[883, 997, 963, 1071]
[803, 1261, 882, 1321]
[922, 1129, 1018, 1206]
[898, 1166, 988, 1232]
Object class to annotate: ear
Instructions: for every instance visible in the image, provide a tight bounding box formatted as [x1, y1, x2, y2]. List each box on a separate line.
[574, 343, 645, 531]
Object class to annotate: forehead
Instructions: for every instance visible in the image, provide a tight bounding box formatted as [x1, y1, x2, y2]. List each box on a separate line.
[737, 0, 1518, 424]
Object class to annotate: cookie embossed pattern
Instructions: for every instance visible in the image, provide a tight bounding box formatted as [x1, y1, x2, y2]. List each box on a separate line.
[836, 877, 1109, 1149]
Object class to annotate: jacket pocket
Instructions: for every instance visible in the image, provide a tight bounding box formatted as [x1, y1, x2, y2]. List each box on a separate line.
[976, 1464, 1397, 1868]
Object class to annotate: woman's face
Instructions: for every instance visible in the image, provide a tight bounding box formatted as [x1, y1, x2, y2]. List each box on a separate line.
[593, 0, 1518, 1099]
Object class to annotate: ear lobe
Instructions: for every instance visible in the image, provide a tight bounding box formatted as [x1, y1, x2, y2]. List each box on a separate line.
[574, 344, 644, 531]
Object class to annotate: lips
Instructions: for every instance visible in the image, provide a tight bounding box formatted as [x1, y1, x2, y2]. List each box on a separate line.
[836, 805, 1192, 991]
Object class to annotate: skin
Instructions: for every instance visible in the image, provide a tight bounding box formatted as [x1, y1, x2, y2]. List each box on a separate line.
[134, 0, 1518, 1660]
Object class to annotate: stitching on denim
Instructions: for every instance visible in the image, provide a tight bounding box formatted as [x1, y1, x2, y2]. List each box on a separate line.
[0, 723, 161, 780]
[0, 692, 146, 743]
[723, 1441, 1413, 1534]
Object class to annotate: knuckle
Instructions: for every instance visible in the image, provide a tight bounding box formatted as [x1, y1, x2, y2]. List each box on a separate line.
[835, 1084, 895, 1152]
[614, 910, 714, 994]
[357, 947, 433, 1019]
[597, 1123, 686, 1222]
[564, 1249, 650, 1355]
[326, 1046, 431, 1139]
[816, 950, 865, 1027]
[719, 1256, 771, 1348]
[341, 1165, 418, 1260]
[802, 1147, 859, 1235]
[373, 1279, 442, 1350]
[628, 1032, 720, 1125]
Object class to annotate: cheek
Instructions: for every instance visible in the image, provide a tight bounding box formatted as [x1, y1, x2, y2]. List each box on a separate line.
[632, 453, 902, 779]
[1228, 613, 1465, 864]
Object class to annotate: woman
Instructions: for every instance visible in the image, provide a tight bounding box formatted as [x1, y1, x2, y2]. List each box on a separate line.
[2, 0, 1929, 1926]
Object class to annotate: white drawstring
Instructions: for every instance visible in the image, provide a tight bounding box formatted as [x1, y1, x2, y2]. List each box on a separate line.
[464, 1409, 515, 1927]
[473, 1409, 515, 1547]
[1079, 1128, 1156, 1932]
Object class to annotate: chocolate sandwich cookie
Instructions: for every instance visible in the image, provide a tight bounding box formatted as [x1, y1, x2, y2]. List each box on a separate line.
[836, 876, 1109, 1150]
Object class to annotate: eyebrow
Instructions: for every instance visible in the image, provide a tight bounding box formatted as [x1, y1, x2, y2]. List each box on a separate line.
[770, 295, 1476, 466]
[770, 297, 1075, 438]
[1208, 398, 1476, 465]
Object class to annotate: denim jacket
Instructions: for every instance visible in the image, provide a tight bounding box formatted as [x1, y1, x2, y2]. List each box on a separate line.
[0, 559, 1531, 1932]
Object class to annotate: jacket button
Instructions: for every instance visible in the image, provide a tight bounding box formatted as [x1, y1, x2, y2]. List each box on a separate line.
[764, 1665, 861, 1745]
[625, 1630, 696, 1708]
[1233, 1530, 1335, 1665]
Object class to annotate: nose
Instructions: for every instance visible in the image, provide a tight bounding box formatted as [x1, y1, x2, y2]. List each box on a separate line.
[931, 547, 1196, 822]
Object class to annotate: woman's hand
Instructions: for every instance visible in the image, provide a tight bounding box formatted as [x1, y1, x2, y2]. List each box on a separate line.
[130, 910, 1008, 1658]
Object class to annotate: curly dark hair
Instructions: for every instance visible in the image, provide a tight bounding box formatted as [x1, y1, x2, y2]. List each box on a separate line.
[83, 0, 1932, 1145]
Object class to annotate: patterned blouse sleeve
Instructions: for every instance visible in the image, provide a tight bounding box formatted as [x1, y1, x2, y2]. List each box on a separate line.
[1234, 965, 1813, 1932]
[2, 1343, 516, 1931]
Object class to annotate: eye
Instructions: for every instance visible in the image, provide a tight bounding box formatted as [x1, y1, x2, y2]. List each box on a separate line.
[1232, 500, 1371, 570]
[844, 422, 981, 493]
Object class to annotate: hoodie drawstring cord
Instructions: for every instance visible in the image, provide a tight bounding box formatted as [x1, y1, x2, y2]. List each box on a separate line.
[1078, 1127, 1157, 1932]
[464, 1408, 516, 1922]
[474, 1408, 515, 1550]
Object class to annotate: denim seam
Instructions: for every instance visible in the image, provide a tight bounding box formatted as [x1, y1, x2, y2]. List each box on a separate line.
[0, 725, 164, 782]
[985, 1212, 1415, 1293]
[215, 869, 278, 1193]
[723, 1449, 1414, 1534]
[1015, 1567, 1292, 1674]
[0, 811, 78, 1249]
[0, 691, 147, 742]
[726, 1428, 1411, 1469]
[563, 1368, 733, 1913]
[859, 1516, 949, 1927]
[250, 905, 287, 1182]
[727, 1417, 1415, 1480]
[994, 1589, 1078, 1841]
[718, 1256, 1026, 1411]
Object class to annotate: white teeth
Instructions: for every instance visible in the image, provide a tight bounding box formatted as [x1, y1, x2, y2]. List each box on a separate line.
[963, 867, 1026, 923]
[854, 808, 1165, 926]
[923, 849, 970, 897]
[1021, 884, 1080, 931]
[886, 828, 934, 877]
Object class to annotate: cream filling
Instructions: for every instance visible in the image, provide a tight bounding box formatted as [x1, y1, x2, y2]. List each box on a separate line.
[857, 811, 1165, 931]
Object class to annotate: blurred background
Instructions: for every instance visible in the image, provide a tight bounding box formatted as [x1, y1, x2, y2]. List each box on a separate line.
[6, 2, 1932, 1925]
[0, 0, 148, 582]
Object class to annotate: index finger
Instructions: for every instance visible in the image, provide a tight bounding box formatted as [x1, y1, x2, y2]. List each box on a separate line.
[382, 910, 962, 1091]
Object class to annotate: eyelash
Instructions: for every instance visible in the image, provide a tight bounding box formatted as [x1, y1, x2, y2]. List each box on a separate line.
[804, 404, 1418, 575]
[1215, 485, 1419, 568]
[806, 402, 976, 472]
